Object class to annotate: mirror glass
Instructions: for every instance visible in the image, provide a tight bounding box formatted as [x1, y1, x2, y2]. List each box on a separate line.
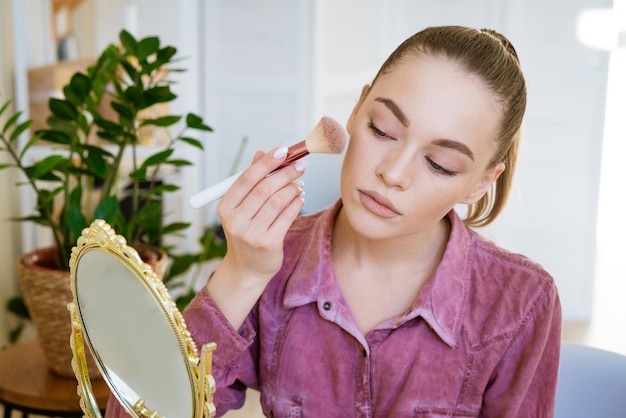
[74, 248, 195, 417]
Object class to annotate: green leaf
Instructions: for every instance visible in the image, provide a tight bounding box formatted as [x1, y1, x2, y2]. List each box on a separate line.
[94, 117, 124, 135]
[83, 144, 115, 159]
[160, 222, 190, 234]
[6, 296, 30, 319]
[23, 164, 62, 182]
[65, 203, 88, 241]
[167, 254, 197, 279]
[144, 86, 173, 104]
[141, 115, 181, 127]
[69, 183, 83, 206]
[0, 163, 16, 170]
[111, 101, 134, 120]
[205, 241, 227, 260]
[186, 113, 213, 132]
[9, 324, 26, 344]
[174, 288, 198, 311]
[125, 85, 145, 108]
[165, 159, 192, 167]
[31, 155, 65, 179]
[11, 215, 50, 226]
[0, 98, 13, 117]
[120, 30, 138, 55]
[134, 201, 161, 223]
[36, 129, 71, 145]
[137, 36, 160, 61]
[93, 196, 120, 222]
[69, 72, 91, 101]
[2, 111, 22, 134]
[63, 84, 81, 106]
[179, 136, 204, 150]
[9, 324, 25, 344]
[77, 112, 90, 134]
[86, 149, 107, 177]
[19, 134, 43, 159]
[96, 130, 119, 143]
[120, 59, 139, 82]
[9, 119, 32, 143]
[49, 98, 79, 120]
[157, 46, 177, 63]
[129, 167, 147, 181]
[141, 149, 174, 168]
[45, 115, 78, 136]
[143, 183, 179, 198]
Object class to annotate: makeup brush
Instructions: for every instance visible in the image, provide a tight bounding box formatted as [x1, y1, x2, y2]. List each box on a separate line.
[189, 116, 347, 208]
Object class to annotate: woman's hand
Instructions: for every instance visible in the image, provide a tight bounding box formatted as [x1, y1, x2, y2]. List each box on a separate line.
[207, 146, 307, 329]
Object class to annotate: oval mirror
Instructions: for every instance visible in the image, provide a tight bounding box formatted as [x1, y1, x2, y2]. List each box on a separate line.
[68, 219, 216, 418]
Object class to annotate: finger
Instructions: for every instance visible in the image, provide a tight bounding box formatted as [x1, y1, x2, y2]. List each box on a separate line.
[220, 146, 290, 209]
[251, 149, 265, 164]
[218, 182, 303, 268]
[268, 189, 305, 236]
[236, 159, 307, 221]
[243, 180, 304, 237]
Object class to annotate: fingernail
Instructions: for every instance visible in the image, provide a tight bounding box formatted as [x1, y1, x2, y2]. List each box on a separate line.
[294, 159, 308, 172]
[299, 190, 306, 201]
[294, 180, 304, 189]
[273, 146, 288, 159]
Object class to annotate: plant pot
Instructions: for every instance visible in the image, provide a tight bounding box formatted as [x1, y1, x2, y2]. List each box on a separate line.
[16, 246, 167, 378]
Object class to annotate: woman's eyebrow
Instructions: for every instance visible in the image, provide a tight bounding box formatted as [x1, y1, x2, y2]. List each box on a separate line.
[375, 97, 409, 127]
[433, 138, 475, 161]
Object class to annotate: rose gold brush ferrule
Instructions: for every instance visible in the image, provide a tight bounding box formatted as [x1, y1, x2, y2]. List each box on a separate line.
[277, 140, 309, 169]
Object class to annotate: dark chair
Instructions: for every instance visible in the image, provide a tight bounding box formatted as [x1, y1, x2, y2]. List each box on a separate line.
[554, 342, 626, 417]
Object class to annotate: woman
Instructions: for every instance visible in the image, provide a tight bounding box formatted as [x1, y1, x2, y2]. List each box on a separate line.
[109, 25, 561, 418]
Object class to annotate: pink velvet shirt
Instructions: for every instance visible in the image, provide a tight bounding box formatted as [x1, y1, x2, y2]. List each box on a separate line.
[106, 200, 561, 417]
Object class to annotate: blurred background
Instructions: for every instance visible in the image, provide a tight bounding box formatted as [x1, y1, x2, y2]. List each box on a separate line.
[0, 0, 624, 360]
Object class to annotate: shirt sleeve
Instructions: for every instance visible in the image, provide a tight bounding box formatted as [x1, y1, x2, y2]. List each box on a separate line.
[183, 285, 260, 416]
[104, 394, 132, 418]
[480, 282, 562, 417]
[102, 286, 258, 418]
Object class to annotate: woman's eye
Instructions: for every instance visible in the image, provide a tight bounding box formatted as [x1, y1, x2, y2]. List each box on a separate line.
[367, 121, 391, 139]
[426, 157, 457, 177]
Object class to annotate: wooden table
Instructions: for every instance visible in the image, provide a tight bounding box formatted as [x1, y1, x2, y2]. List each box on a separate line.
[0, 339, 110, 417]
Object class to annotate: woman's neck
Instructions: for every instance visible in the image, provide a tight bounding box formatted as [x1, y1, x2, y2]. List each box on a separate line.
[331, 208, 451, 278]
[330, 208, 452, 334]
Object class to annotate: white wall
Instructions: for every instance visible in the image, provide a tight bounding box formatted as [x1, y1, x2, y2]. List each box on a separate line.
[0, 0, 23, 347]
[0, 0, 616, 344]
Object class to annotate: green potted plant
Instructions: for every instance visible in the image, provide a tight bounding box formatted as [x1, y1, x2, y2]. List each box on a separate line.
[0, 29, 226, 376]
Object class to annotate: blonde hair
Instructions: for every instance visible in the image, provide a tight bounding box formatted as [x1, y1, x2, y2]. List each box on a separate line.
[371, 26, 527, 227]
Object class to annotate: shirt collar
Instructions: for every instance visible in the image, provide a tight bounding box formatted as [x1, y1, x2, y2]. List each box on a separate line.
[407, 209, 472, 347]
[283, 200, 472, 348]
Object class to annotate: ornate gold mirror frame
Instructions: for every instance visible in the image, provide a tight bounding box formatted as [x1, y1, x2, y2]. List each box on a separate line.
[67, 219, 217, 418]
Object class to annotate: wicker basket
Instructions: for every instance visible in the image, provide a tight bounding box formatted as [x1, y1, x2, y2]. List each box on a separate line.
[16, 246, 167, 378]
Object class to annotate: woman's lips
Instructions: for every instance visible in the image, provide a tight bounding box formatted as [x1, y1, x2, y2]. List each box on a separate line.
[359, 190, 402, 218]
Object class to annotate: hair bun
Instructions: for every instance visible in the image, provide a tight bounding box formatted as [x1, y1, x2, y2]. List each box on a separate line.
[479, 28, 521, 63]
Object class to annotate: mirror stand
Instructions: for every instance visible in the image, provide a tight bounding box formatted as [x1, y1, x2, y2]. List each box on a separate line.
[69, 301, 106, 417]
[67, 219, 217, 418]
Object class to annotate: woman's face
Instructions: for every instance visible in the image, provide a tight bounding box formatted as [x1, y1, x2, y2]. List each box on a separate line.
[341, 53, 505, 241]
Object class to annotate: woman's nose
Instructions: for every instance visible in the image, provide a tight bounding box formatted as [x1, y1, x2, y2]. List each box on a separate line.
[376, 149, 415, 190]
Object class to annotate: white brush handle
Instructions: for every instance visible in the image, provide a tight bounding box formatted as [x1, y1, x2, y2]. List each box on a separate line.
[189, 171, 242, 208]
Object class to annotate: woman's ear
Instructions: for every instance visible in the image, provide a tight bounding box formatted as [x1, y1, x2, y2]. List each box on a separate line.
[346, 84, 371, 135]
[460, 162, 506, 205]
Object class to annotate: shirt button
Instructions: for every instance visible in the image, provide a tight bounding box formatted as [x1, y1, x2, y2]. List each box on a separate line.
[322, 301, 332, 310]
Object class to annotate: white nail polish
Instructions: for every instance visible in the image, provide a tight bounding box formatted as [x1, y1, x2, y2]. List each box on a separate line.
[294, 160, 308, 172]
[273, 146, 288, 159]
[294, 180, 305, 189]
